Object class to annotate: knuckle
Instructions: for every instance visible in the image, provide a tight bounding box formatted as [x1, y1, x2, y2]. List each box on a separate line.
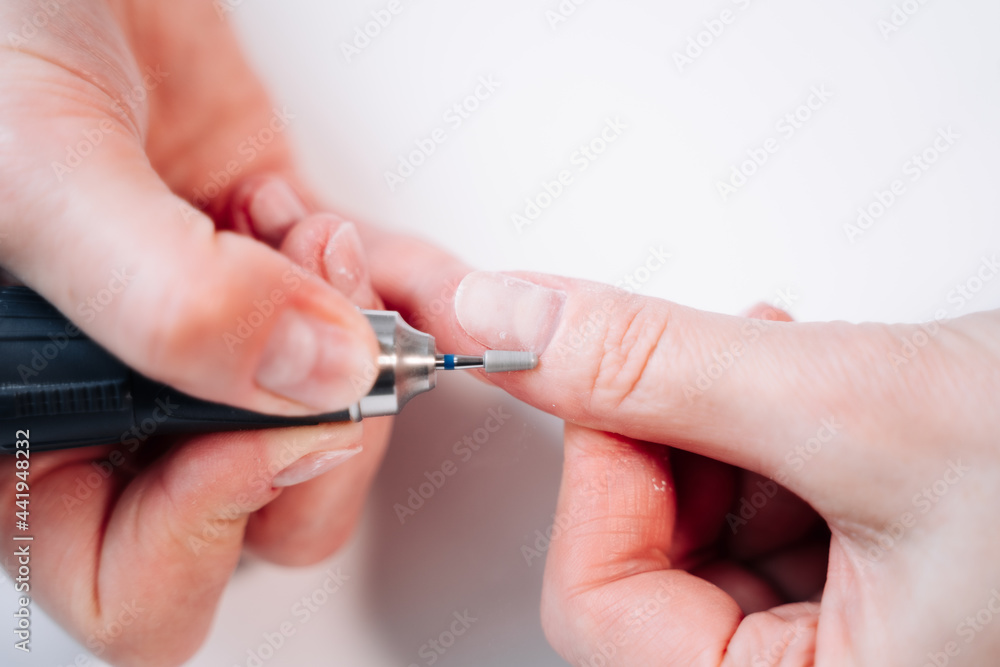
[142, 286, 211, 369]
[134, 272, 235, 386]
[586, 298, 671, 413]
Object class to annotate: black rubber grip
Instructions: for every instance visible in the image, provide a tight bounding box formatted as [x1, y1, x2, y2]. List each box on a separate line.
[0, 287, 351, 453]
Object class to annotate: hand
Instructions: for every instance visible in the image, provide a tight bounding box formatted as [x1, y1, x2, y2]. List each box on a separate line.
[1, 2, 391, 664]
[362, 233, 1000, 666]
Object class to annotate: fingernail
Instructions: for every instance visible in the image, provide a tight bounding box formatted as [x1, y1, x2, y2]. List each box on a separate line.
[323, 222, 369, 298]
[454, 272, 566, 353]
[273, 446, 363, 487]
[256, 309, 375, 412]
[247, 179, 307, 245]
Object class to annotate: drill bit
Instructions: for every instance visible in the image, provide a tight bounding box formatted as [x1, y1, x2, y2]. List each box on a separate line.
[436, 351, 539, 373]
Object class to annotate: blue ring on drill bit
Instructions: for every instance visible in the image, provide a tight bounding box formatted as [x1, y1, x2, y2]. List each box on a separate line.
[444, 355, 456, 370]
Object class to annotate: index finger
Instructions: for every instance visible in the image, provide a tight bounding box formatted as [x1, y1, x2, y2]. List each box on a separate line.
[541, 423, 818, 667]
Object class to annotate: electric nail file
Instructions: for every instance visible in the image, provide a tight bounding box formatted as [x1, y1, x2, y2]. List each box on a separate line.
[0, 286, 537, 453]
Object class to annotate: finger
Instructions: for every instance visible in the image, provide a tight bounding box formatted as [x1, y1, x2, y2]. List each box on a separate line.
[365, 257, 846, 477]
[355, 226, 472, 332]
[244, 417, 393, 564]
[723, 304, 825, 561]
[727, 471, 823, 560]
[541, 423, 818, 666]
[241, 200, 393, 565]
[230, 175, 309, 247]
[1, 422, 364, 666]
[0, 88, 377, 416]
[396, 266, 977, 491]
[666, 451, 736, 569]
[103, 0, 305, 224]
[359, 236, 815, 477]
[278, 215, 379, 309]
[752, 541, 830, 603]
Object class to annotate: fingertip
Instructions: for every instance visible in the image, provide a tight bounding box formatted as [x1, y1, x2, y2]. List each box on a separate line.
[117, 230, 380, 415]
[280, 215, 377, 306]
[252, 304, 379, 413]
[230, 174, 308, 246]
[743, 302, 794, 322]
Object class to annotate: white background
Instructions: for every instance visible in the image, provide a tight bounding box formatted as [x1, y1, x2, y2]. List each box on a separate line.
[5, 0, 1000, 665]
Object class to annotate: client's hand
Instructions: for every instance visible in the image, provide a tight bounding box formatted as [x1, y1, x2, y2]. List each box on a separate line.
[364, 232, 1000, 666]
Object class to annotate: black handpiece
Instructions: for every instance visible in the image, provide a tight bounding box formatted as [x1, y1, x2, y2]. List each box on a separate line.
[0, 286, 353, 453]
[0, 286, 537, 454]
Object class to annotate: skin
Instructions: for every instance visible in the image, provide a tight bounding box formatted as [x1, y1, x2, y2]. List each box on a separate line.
[0, 1, 391, 664]
[359, 230, 1000, 666]
[2, 1, 998, 666]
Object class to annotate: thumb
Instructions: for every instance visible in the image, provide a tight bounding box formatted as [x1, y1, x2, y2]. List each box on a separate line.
[1, 137, 378, 416]
[446, 272, 986, 490]
[371, 255, 980, 494]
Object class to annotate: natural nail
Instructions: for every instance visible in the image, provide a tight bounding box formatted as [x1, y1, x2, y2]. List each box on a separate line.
[256, 309, 375, 412]
[323, 222, 369, 299]
[454, 272, 566, 353]
[273, 446, 363, 487]
[247, 179, 307, 245]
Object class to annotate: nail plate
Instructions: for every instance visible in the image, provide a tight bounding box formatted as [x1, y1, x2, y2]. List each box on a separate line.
[247, 179, 307, 244]
[454, 272, 566, 353]
[255, 309, 374, 412]
[273, 446, 363, 487]
[323, 222, 369, 298]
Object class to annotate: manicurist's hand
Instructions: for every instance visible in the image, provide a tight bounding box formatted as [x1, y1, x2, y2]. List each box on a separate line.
[363, 232, 1000, 666]
[1, 2, 391, 664]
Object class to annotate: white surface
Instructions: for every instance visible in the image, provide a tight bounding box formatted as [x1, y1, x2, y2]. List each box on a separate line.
[4, 1, 1000, 665]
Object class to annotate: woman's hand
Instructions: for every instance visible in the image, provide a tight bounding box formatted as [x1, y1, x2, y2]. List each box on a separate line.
[1, 2, 391, 664]
[363, 232, 1000, 666]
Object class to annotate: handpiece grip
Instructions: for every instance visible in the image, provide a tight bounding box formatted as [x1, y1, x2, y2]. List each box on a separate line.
[0, 287, 351, 453]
